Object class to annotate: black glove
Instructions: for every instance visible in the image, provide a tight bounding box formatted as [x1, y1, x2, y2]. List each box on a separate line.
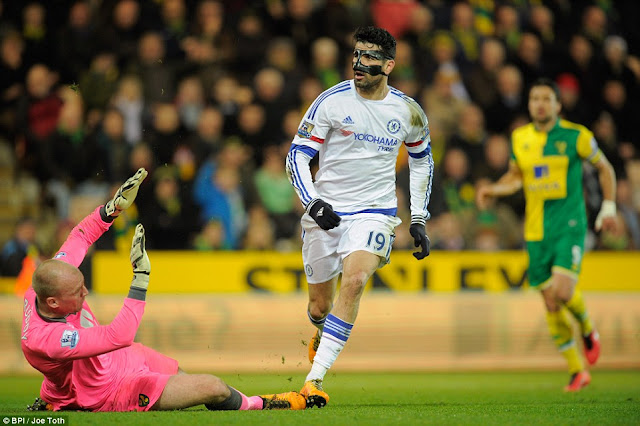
[307, 198, 341, 230]
[409, 222, 430, 260]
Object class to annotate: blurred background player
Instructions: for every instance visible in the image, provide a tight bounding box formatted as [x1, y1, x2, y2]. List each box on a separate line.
[286, 26, 433, 408]
[21, 168, 305, 411]
[0, 216, 38, 277]
[476, 78, 617, 392]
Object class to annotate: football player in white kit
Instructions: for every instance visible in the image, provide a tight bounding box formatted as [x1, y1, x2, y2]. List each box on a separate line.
[286, 26, 434, 408]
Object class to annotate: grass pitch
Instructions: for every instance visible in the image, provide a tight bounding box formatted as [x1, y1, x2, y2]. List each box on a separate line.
[0, 370, 638, 425]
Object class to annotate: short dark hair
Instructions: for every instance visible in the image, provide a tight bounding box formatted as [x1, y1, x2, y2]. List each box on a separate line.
[354, 26, 396, 60]
[529, 77, 560, 100]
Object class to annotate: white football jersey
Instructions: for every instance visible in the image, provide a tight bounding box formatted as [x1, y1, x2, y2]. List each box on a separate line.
[286, 80, 433, 221]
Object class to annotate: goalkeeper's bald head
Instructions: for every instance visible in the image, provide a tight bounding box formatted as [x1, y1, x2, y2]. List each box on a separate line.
[33, 259, 87, 316]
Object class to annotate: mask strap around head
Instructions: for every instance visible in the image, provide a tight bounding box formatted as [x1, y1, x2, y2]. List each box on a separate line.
[353, 49, 391, 76]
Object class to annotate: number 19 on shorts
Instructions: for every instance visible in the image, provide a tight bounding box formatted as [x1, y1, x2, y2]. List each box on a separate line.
[366, 231, 393, 259]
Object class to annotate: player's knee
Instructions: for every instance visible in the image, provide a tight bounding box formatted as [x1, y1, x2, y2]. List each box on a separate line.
[544, 293, 563, 312]
[544, 299, 561, 312]
[204, 376, 230, 399]
[556, 283, 575, 303]
[344, 270, 369, 288]
[308, 301, 331, 320]
[550, 274, 576, 301]
[541, 289, 560, 312]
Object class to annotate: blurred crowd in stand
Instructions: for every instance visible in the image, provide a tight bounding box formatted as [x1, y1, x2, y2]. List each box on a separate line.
[1, 0, 639, 280]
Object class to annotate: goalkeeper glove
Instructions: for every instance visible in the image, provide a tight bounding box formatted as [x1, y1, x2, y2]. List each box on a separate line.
[307, 198, 341, 230]
[595, 199, 616, 231]
[130, 224, 150, 290]
[102, 168, 148, 220]
[409, 219, 430, 260]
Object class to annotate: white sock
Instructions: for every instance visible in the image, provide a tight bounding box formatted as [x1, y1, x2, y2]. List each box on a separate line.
[306, 314, 353, 382]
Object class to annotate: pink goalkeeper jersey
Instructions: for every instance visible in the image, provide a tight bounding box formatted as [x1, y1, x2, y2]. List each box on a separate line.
[21, 207, 147, 411]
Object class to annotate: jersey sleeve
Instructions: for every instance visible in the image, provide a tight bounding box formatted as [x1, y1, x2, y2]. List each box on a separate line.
[404, 107, 434, 223]
[286, 98, 333, 209]
[576, 127, 602, 164]
[54, 206, 112, 267]
[32, 298, 145, 361]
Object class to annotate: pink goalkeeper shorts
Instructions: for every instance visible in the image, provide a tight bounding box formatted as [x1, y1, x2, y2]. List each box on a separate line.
[98, 343, 179, 412]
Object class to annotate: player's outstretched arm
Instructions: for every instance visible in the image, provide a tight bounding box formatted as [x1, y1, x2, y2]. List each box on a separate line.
[38, 225, 152, 362]
[101, 168, 148, 221]
[476, 161, 523, 210]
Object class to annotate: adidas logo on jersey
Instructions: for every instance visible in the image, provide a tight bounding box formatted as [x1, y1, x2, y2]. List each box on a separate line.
[342, 116, 354, 124]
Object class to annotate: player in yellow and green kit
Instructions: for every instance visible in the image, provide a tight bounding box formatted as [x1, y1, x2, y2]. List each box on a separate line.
[476, 78, 618, 392]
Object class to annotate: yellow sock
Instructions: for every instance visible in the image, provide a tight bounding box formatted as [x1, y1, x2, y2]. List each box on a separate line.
[546, 310, 584, 374]
[565, 289, 593, 336]
[560, 345, 584, 375]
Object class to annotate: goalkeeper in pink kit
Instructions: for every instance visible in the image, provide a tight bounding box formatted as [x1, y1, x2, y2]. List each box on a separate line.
[21, 169, 305, 412]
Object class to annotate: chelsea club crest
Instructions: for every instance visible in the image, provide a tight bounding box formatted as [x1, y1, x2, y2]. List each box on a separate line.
[387, 119, 401, 134]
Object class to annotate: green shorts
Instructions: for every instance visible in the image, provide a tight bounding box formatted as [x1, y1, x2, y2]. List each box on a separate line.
[526, 229, 586, 288]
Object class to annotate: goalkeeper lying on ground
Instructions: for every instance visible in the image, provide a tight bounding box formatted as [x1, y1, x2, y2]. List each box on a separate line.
[21, 169, 305, 412]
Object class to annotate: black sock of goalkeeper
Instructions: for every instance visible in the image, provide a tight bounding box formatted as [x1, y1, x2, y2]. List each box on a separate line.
[205, 386, 242, 410]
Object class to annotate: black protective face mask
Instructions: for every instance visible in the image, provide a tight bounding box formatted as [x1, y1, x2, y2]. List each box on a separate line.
[352, 49, 391, 76]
